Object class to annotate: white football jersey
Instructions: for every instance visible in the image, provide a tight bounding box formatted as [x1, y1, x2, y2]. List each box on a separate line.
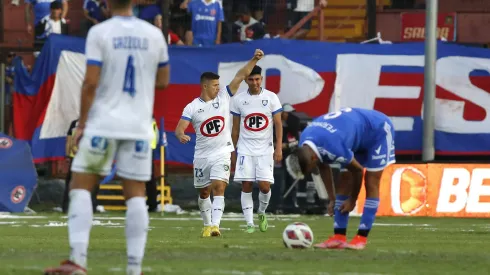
[230, 88, 282, 156]
[84, 16, 169, 140]
[182, 86, 235, 158]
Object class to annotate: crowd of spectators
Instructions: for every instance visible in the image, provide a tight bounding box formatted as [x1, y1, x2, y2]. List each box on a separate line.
[2, 0, 438, 135]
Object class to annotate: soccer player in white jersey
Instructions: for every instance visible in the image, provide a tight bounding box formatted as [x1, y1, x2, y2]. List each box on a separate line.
[175, 49, 264, 237]
[44, 0, 170, 273]
[230, 65, 283, 233]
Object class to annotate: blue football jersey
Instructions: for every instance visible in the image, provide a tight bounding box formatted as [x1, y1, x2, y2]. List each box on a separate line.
[188, 0, 224, 42]
[299, 108, 396, 169]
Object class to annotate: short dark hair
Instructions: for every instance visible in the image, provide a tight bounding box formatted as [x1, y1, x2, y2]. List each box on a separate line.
[110, 0, 132, 10]
[200, 72, 220, 83]
[50, 1, 62, 9]
[296, 146, 312, 176]
[249, 65, 262, 76]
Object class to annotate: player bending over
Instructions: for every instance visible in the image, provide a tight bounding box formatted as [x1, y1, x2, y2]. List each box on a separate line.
[175, 49, 264, 237]
[285, 107, 395, 250]
[44, 1, 170, 274]
[230, 65, 283, 233]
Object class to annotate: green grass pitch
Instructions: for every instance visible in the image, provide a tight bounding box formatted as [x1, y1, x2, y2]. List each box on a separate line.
[0, 213, 488, 275]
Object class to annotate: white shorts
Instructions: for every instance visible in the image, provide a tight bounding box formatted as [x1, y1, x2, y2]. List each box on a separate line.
[71, 134, 152, 182]
[193, 153, 231, 188]
[234, 153, 274, 184]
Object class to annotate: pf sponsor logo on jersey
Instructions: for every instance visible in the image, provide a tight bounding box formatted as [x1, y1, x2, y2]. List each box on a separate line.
[200, 116, 225, 137]
[0, 137, 13, 149]
[11, 186, 26, 204]
[244, 113, 269, 132]
[390, 167, 427, 215]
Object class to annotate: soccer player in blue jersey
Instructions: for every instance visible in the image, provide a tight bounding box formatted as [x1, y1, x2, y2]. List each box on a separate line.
[186, 0, 224, 46]
[285, 107, 396, 250]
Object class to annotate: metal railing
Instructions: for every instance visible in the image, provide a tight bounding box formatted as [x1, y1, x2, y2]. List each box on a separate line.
[282, 5, 325, 41]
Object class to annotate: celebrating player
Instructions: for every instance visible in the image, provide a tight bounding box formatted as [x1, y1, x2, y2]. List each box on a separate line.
[285, 107, 395, 250]
[44, 0, 170, 273]
[230, 65, 283, 233]
[175, 49, 264, 237]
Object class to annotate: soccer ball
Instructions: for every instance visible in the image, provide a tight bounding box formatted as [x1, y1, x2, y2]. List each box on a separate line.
[282, 222, 314, 249]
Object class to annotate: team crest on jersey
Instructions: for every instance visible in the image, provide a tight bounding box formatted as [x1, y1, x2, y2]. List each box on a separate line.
[198, 109, 204, 113]
[244, 113, 269, 132]
[210, 9, 216, 16]
[212, 102, 219, 109]
[200, 116, 225, 137]
[243, 101, 249, 105]
[262, 100, 268, 106]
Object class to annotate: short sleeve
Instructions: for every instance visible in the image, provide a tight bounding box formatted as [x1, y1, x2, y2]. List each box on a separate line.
[270, 94, 283, 115]
[187, 0, 194, 14]
[157, 32, 169, 67]
[85, 28, 103, 67]
[181, 103, 193, 121]
[230, 96, 240, 116]
[217, 3, 224, 22]
[218, 85, 233, 101]
[300, 127, 353, 165]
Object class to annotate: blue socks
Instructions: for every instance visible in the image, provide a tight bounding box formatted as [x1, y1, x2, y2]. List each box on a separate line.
[333, 196, 380, 237]
[357, 197, 380, 237]
[333, 195, 349, 235]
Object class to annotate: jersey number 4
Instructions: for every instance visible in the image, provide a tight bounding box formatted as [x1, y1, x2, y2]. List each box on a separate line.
[123, 55, 136, 97]
[323, 107, 352, 120]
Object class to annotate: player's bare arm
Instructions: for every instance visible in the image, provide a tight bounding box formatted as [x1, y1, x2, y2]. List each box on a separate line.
[175, 119, 191, 144]
[340, 158, 364, 213]
[75, 64, 101, 145]
[155, 65, 170, 89]
[227, 49, 264, 95]
[231, 115, 240, 168]
[215, 21, 222, 44]
[316, 162, 336, 215]
[273, 112, 283, 162]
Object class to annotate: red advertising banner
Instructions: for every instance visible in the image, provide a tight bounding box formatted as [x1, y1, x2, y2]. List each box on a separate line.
[401, 12, 457, 41]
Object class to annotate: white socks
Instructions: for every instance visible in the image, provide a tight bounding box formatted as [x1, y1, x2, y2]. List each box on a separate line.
[198, 196, 212, 226]
[241, 190, 272, 225]
[241, 192, 254, 226]
[125, 197, 149, 275]
[258, 190, 271, 214]
[68, 189, 93, 268]
[211, 196, 225, 227]
[68, 190, 148, 274]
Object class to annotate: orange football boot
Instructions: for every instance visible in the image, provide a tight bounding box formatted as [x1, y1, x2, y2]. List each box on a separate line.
[44, 260, 87, 275]
[346, 235, 368, 250]
[314, 234, 347, 249]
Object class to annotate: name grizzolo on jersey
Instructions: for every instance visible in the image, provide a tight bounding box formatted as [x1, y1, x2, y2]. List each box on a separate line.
[181, 87, 234, 158]
[230, 88, 282, 156]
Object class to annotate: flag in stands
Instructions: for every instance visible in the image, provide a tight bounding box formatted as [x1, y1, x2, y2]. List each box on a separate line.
[12, 35, 490, 165]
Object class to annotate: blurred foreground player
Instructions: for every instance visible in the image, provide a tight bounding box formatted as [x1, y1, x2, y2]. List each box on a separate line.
[44, 0, 170, 273]
[230, 65, 283, 233]
[175, 49, 264, 238]
[286, 108, 395, 250]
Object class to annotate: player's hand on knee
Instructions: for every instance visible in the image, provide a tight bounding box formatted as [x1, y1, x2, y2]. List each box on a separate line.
[178, 134, 191, 144]
[254, 49, 264, 60]
[339, 199, 356, 214]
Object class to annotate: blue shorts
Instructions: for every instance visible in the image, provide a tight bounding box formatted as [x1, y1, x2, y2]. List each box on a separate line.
[341, 120, 396, 172]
